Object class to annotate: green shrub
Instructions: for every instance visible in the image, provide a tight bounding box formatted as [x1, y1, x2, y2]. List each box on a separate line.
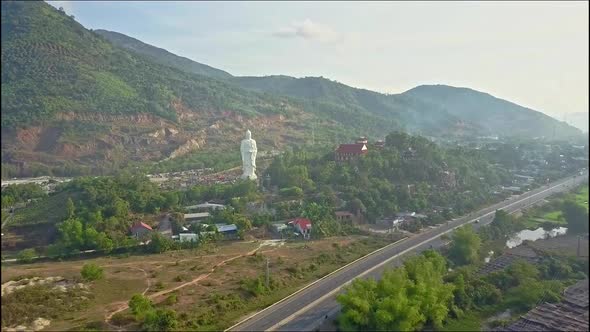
[17, 248, 37, 263]
[81, 263, 104, 281]
[129, 293, 153, 319]
[143, 309, 178, 331]
[164, 294, 178, 306]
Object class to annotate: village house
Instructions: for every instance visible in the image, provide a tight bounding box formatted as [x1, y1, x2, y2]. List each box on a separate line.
[216, 224, 238, 239]
[271, 222, 290, 234]
[184, 212, 210, 225]
[335, 211, 357, 224]
[288, 218, 312, 239]
[184, 202, 226, 211]
[335, 143, 368, 162]
[179, 233, 198, 242]
[130, 222, 153, 240]
[356, 136, 368, 144]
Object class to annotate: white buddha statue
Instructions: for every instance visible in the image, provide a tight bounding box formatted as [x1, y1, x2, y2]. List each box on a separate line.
[240, 129, 257, 180]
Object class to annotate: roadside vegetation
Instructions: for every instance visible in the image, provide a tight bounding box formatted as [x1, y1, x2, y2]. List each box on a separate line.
[519, 184, 588, 230]
[337, 187, 589, 331]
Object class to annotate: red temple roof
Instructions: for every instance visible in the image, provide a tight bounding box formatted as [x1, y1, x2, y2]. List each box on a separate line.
[336, 144, 367, 154]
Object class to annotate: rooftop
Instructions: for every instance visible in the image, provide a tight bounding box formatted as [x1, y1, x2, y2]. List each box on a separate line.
[216, 224, 238, 232]
[184, 212, 210, 219]
[336, 143, 368, 154]
[185, 202, 226, 210]
[289, 218, 312, 229]
[130, 222, 153, 231]
[335, 211, 355, 217]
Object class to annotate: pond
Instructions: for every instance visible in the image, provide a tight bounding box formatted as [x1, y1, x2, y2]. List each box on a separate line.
[506, 227, 568, 248]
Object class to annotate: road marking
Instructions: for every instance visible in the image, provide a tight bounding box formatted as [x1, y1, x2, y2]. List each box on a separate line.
[224, 236, 409, 331]
[265, 177, 583, 331]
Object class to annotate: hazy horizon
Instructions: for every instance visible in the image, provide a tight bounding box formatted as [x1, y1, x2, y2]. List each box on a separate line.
[48, 1, 589, 122]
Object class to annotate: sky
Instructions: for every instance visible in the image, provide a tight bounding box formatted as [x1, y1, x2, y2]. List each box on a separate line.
[48, 1, 588, 120]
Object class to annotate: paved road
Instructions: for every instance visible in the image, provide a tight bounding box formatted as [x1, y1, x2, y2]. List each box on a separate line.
[228, 172, 588, 332]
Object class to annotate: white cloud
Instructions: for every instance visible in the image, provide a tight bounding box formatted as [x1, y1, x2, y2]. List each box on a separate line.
[46, 1, 75, 15]
[272, 19, 338, 42]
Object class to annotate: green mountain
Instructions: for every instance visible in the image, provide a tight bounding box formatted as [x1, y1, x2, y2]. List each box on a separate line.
[235, 77, 581, 140]
[0, 1, 581, 178]
[0, 1, 345, 177]
[88, 24, 581, 141]
[402, 85, 581, 139]
[234, 76, 472, 135]
[93, 29, 232, 80]
[92, 31, 454, 135]
[1, 1, 409, 178]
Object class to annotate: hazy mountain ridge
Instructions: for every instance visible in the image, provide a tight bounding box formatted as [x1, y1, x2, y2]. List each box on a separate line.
[93, 23, 580, 140]
[403, 85, 581, 139]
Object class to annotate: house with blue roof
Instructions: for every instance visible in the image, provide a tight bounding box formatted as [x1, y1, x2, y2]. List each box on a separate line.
[216, 224, 238, 239]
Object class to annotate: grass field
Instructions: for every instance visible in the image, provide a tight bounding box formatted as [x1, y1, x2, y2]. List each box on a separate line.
[575, 186, 589, 211]
[520, 184, 588, 230]
[1, 235, 394, 331]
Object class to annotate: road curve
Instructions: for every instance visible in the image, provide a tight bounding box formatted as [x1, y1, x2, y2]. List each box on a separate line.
[228, 172, 588, 332]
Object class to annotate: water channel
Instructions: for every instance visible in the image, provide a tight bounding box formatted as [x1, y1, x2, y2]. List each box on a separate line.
[505, 226, 568, 248]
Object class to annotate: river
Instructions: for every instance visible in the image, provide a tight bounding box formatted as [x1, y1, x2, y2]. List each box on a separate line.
[506, 226, 568, 248]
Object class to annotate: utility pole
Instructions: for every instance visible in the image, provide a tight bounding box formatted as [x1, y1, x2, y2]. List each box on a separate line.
[265, 258, 270, 289]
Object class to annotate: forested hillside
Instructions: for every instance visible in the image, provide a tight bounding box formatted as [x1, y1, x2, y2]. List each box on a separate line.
[266, 131, 511, 222]
[0, 1, 348, 177]
[96, 28, 581, 141]
[1, 1, 581, 178]
[94, 29, 233, 80]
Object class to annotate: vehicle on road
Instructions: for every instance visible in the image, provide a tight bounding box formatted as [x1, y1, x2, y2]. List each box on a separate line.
[475, 219, 480, 223]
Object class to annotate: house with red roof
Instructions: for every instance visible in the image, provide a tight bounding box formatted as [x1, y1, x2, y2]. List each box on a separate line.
[335, 143, 368, 162]
[130, 222, 153, 240]
[288, 218, 312, 239]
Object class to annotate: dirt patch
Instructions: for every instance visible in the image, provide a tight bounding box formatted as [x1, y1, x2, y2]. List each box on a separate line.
[529, 234, 589, 257]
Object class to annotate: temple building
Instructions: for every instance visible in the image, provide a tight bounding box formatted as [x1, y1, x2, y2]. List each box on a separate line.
[335, 143, 368, 162]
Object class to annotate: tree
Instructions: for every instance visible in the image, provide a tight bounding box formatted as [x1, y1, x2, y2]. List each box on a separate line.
[337, 251, 454, 331]
[129, 294, 154, 319]
[148, 232, 174, 254]
[562, 200, 589, 234]
[143, 309, 178, 331]
[66, 197, 76, 219]
[348, 198, 367, 216]
[506, 260, 539, 287]
[162, 192, 179, 210]
[448, 225, 481, 266]
[506, 280, 562, 311]
[58, 217, 84, 250]
[17, 248, 36, 263]
[81, 263, 104, 281]
[303, 202, 339, 238]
